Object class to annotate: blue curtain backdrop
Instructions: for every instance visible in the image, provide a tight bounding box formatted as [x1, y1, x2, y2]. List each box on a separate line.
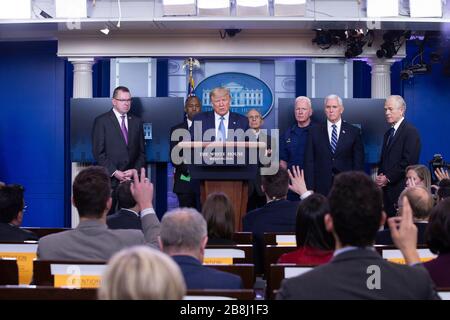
[0, 41, 65, 227]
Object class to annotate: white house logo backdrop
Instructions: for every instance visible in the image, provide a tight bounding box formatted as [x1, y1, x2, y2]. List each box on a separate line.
[194, 72, 274, 118]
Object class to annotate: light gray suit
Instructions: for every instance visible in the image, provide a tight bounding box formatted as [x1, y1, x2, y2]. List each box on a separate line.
[37, 214, 160, 261]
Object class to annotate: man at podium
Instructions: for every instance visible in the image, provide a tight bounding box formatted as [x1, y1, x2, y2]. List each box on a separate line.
[191, 87, 248, 141]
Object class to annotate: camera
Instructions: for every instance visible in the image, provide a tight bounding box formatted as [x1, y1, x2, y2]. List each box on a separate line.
[429, 154, 450, 179]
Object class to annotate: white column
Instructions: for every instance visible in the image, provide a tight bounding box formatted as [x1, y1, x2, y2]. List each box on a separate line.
[367, 58, 395, 99]
[69, 58, 95, 227]
[69, 58, 95, 98]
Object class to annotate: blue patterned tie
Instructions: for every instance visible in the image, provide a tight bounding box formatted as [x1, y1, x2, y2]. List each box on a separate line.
[218, 116, 226, 141]
[330, 124, 338, 154]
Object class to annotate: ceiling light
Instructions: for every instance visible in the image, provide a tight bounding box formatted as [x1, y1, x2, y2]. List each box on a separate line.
[55, 0, 87, 19]
[100, 27, 110, 35]
[0, 0, 31, 20]
[273, 0, 306, 17]
[410, 0, 442, 18]
[236, 0, 269, 17]
[197, 0, 230, 16]
[162, 0, 196, 16]
[366, 0, 399, 18]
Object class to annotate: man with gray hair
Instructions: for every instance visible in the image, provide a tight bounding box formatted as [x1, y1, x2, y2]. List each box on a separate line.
[376, 95, 421, 217]
[376, 186, 433, 245]
[159, 208, 243, 289]
[280, 96, 314, 200]
[304, 94, 365, 196]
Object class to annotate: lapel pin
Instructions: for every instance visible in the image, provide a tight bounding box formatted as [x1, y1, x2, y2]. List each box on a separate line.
[342, 130, 346, 134]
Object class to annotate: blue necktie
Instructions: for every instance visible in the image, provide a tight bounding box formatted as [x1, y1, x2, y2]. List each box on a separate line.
[386, 127, 395, 147]
[330, 124, 338, 154]
[218, 116, 226, 141]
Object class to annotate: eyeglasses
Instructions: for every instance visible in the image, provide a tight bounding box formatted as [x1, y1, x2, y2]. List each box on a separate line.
[114, 98, 132, 103]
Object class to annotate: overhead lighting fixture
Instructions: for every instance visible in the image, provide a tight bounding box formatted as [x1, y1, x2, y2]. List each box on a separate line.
[55, 0, 87, 19]
[162, 0, 196, 16]
[410, 0, 442, 18]
[100, 27, 110, 35]
[273, 0, 306, 17]
[0, 0, 31, 19]
[366, 0, 399, 18]
[376, 30, 409, 59]
[236, 0, 269, 17]
[197, 0, 230, 16]
[312, 30, 347, 50]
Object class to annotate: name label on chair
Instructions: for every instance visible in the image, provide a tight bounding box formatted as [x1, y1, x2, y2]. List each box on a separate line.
[203, 249, 245, 265]
[382, 248, 437, 264]
[0, 243, 38, 284]
[276, 235, 296, 246]
[50, 264, 106, 288]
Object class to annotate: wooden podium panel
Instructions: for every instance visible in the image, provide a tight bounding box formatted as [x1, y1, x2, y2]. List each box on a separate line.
[201, 180, 248, 232]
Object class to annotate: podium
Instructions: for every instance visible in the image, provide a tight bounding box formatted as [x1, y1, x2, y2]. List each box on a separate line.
[177, 141, 265, 231]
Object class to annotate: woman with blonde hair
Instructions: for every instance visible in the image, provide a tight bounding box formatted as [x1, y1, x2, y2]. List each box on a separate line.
[98, 246, 186, 300]
[405, 164, 431, 192]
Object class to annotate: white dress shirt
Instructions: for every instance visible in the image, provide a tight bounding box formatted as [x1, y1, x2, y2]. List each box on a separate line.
[327, 118, 342, 144]
[112, 108, 128, 130]
[215, 112, 229, 139]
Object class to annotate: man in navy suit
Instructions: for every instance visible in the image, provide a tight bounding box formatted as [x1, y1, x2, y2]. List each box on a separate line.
[107, 180, 142, 230]
[376, 95, 421, 217]
[190, 87, 248, 141]
[304, 94, 365, 196]
[159, 208, 242, 290]
[92, 86, 146, 213]
[243, 168, 300, 274]
[169, 96, 202, 209]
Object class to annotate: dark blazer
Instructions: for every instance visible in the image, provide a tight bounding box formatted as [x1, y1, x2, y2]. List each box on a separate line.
[191, 111, 249, 140]
[378, 120, 421, 216]
[0, 223, 38, 242]
[170, 119, 198, 195]
[277, 248, 439, 300]
[172, 255, 243, 290]
[424, 252, 450, 288]
[92, 109, 146, 186]
[304, 121, 365, 196]
[106, 209, 142, 230]
[243, 199, 298, 273]
[376, 222, 428, 245]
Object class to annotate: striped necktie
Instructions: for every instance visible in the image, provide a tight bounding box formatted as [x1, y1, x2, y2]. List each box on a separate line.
[330, 124, 338, 154]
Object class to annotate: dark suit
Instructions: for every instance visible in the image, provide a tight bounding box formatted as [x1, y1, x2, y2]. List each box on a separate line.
[170, 119, 199, 208]
[0, 223, 38, 242]
[376, 222, 428, 245]
[378, 120, 421, 216]
[92, 109, 146, 185]
[172, 255, 242, 290]
[424, 252, 450, 288]
[242, 199, 298, 274]
[277, 248, 439, 300]
[191, 111, 249, 140]
[247, 131, 271, 212]
[304, 121, 365, 196]
[106, 209, 142, 230]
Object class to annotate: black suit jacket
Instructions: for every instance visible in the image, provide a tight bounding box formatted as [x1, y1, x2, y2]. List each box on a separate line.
[92, 109, 146, 186]
[277, 248, 439, 300]
[172, 255, 242, 290]
[243, 199, 298, 274]
[170, 119, 198, 194]
[190, 111, 249, 140]
[106, 209, 142, 230]
[0, 223, 38, 242]
[376, 222, 428, 245]
[304, 121, 365, 196]
[378, 120, 421, 216]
